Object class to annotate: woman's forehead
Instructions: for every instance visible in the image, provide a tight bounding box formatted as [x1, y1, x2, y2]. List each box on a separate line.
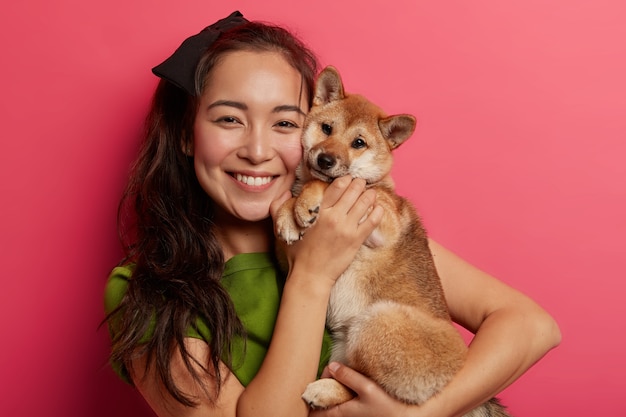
[202, 50, 308, 111]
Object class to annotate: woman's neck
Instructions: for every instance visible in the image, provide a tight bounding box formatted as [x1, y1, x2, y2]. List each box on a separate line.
[213, 214, 274, 261]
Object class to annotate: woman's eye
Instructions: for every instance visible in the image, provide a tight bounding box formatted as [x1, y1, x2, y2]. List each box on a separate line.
[216, 116, 240, 124]
[352, 137, 367, 149]
[276, 120, 298, 129]
[321, 123, 332, 135]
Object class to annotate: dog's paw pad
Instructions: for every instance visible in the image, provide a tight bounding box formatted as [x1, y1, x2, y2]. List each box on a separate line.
[304, 206, 320, 224]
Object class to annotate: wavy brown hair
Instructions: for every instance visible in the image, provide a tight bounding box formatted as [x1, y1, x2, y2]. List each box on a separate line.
[106, 21, 318, 406]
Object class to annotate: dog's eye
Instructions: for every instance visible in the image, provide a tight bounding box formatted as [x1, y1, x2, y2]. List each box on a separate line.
[321, 123, 332, 135]
[352, 138, 367, 149]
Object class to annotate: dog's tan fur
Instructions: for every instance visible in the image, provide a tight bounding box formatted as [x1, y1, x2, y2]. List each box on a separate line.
[275, 66, 510, 416]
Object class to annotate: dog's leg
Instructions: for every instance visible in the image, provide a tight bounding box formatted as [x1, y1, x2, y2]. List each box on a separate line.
[293, 180, 327, 229]
[275, 197, 304, 244]
[302, 377, 355, 409]
[345, 301, 467, 405]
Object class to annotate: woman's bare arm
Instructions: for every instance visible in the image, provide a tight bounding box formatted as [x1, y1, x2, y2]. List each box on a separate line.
[418, 239, 561, 416]
[130, 339, 244, 417]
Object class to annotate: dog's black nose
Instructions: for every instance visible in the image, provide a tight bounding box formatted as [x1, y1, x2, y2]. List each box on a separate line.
[317, 153, 336, 170]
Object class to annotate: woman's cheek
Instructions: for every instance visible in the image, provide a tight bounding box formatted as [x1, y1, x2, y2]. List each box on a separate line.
[281, 136, 304, 172]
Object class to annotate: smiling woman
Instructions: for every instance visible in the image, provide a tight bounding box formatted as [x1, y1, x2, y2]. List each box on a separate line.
[103, 16, 382, 417]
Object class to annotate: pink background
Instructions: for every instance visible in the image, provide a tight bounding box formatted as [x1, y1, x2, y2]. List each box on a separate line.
[1, 0, 624, 416]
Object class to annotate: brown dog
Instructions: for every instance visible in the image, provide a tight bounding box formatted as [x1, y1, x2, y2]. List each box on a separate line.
[275, 66, 510, 416]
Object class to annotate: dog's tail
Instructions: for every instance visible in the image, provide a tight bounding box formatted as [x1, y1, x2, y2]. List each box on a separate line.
[465, 398, 512, 417]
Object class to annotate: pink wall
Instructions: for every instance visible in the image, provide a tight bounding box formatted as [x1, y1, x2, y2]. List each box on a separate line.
[1, 1, 624, 415]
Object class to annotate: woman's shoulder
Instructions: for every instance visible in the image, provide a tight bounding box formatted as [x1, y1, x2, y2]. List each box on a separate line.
[104, 263, 135, 315]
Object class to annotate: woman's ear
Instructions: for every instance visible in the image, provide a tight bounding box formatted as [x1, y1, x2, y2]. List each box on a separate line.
[182, 141, 194, 156]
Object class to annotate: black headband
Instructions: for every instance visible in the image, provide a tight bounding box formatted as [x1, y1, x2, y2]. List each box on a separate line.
[151, 10, 249, 95]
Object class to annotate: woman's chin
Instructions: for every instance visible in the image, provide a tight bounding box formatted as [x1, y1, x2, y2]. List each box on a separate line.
[232, 205, 272, 223]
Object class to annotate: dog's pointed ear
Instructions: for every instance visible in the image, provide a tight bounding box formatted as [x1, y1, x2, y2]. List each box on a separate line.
[313, 66, 345, 106]
[379, 115, 417, 150]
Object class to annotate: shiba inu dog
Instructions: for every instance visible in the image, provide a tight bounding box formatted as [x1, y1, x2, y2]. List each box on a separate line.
[275, 66, 510, 416]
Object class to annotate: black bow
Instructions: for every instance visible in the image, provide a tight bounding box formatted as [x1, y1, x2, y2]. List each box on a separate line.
[152, 10, 249, 95]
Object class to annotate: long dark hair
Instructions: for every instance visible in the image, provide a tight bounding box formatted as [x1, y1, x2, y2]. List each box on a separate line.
[106, 21, 318, 406]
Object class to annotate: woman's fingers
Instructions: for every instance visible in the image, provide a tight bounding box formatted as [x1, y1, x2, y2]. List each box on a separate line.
[326, 362, 377, 396]
[310, 363, 413, 417]
[316, 177, 383, 250]
[321, 176, 365, 213]
[321, 177, 381, 230]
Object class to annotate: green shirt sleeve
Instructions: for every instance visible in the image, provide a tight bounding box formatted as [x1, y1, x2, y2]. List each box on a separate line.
[103, 265, 134, 383]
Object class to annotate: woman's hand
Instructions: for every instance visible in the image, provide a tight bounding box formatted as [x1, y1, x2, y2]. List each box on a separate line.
[271, 176, 383, 287]
[309, 362, 415, 417]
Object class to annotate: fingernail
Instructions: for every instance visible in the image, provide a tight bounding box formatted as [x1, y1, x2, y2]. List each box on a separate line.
[328, 362, 340, 372]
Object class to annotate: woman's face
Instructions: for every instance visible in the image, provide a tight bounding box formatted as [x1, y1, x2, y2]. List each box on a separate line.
[193, 50, 307, 222]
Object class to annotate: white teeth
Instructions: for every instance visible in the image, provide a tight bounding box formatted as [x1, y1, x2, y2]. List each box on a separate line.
[235, 173, 273, 186]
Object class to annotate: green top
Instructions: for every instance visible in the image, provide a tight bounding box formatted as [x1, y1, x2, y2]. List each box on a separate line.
[104, 252, 333, 386]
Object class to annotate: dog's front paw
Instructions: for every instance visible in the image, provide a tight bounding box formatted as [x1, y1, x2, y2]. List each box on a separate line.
[276, 214, 303, 245]
[302, 378, 354, 409]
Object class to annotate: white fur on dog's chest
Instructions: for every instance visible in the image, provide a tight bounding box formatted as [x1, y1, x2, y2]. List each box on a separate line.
[326, 266, 370, 329]
[325, 265, 371, 364]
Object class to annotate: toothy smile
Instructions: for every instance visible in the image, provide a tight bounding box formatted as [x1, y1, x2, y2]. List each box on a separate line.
[234, 173, 274, 186]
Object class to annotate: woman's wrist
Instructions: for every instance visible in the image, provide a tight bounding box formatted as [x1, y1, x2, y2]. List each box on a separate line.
[285, 264, 334, 300]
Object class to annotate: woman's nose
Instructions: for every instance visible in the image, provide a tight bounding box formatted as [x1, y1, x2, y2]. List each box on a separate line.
[238, 126, 275, 164]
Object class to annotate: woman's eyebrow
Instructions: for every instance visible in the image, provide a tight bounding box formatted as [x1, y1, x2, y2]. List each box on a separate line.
[207, 100, 247, 110]
[206, 101, 305, 116]
[273, 104, 306, 116]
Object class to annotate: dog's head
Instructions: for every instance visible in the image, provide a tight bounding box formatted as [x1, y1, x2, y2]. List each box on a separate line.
[301, 66, 416, 186]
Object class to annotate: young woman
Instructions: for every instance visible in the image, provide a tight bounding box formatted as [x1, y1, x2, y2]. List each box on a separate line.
[104, 11, 560, 417]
